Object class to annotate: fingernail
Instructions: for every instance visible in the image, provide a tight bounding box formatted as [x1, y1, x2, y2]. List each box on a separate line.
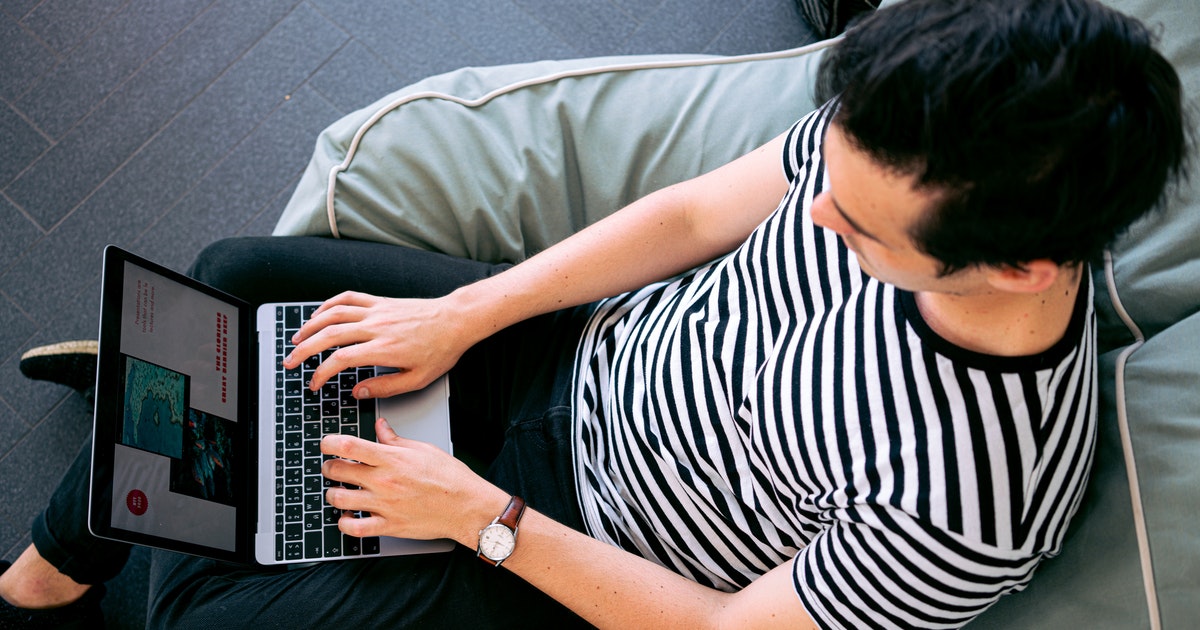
[355, 387, 369, 399]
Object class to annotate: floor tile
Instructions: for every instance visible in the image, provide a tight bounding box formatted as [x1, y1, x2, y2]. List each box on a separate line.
[0, 100, 49, 187]
[0, 0, 43, 21]
[18, 0, 210, 140]
[0, 290, 37, 365]
[0, 10, 55, 103]
[20, 0, 126, 56]
[312, 0, 482, 86]
[4, 0, 299, 230]
[0, 393, 92, 539]
[0, 194, 43, 274]
[513, 0, 641, 58]
[708, 0, 815, 54]
[0, 396, 31, 460]
[406, 0, 576, 63]
[308, 41, 405, 114]
[619, 0, 750, 54]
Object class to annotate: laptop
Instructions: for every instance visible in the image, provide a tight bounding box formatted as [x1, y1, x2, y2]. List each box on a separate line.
[88, 245, 455, 565]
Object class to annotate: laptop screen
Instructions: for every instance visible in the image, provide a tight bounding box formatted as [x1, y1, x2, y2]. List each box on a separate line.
[90, 247, 253, 562]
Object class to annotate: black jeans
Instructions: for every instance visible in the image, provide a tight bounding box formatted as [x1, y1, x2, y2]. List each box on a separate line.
[31, 237, 593, 628]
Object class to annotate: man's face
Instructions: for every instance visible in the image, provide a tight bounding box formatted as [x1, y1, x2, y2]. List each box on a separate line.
[812, 123, 986, 296]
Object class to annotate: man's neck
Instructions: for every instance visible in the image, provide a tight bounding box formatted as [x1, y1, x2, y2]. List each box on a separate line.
[914, 267, 1084, 357]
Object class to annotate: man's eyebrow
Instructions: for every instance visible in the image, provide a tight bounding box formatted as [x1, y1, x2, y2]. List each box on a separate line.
[829, 193, 883, 244]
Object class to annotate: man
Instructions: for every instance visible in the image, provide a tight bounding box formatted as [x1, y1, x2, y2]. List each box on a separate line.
[0, 0, 1186, 627]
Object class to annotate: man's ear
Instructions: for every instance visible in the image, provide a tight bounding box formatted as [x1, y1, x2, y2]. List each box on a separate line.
[985, 260, 1061, 294]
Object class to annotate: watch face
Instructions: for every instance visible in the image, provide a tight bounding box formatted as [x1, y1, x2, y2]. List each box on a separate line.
[479, 523, 516, 561]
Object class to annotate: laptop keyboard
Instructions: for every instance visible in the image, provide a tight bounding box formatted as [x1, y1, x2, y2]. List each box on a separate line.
[273, 304, 381, 562]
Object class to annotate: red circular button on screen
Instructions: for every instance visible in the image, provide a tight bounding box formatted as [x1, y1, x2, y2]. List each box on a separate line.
[126, 489, 148, 516]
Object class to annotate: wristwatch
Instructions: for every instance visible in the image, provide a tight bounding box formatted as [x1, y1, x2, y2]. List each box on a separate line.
[477, 495, 526, 567]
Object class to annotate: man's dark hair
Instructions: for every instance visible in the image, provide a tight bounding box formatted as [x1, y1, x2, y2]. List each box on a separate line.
[816, 0, 1189, 274]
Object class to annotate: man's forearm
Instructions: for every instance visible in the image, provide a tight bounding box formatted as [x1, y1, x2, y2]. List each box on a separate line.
[451, 503, 817, 629]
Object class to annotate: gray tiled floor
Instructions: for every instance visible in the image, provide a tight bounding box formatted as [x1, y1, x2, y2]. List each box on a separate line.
[2, 0, 816, 625]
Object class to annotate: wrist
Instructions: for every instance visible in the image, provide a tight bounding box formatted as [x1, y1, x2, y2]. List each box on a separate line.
[454, 485, 510, 549]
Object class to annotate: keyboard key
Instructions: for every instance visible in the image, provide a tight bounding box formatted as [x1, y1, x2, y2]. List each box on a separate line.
[363, 537, 380, 555]
[286, 523, 303, 541]
[304, 531, 322, 558]
[324, 526, 343, 557]
[304, 513, 322, 532]
[344, 535, 361, 556]
[285, 542, 303, 561]
[304, 457, 321, 476]
[360, 414, 376, 443]
[285, 505, 302, 522]
[286, 306, 301, 329]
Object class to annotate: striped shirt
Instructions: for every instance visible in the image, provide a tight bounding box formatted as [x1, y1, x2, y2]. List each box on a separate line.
[571, 104, 1097, 629]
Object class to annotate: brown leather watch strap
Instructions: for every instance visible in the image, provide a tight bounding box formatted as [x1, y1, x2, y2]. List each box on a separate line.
[498, 495, 526, 530]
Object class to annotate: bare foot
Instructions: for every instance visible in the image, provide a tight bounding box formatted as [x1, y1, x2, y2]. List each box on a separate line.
[0, 545, 90, 609]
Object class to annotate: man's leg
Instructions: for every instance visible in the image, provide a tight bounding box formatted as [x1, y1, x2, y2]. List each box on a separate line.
[187, 235, 512, 304]
[0, 438, 126, 627]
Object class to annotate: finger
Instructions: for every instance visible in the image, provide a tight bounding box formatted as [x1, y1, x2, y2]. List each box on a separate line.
[338, 512, 386, 539]
[321, 455, 372, 488]
[352, 370, 430, 399]
[375, 417, 401, 445]
[321, 433, 386, 467]
[303, 343, 363, 391]
[292, 300, 374, 346]
[374, 419, 442, 454]
[309, 291, 377, 320]
[324, 485, 372, 513]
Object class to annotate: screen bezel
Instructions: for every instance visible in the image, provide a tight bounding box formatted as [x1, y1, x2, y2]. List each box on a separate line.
[88, 245, 256, 564]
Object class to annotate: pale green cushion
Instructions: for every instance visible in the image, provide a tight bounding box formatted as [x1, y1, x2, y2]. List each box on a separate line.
[273, 46, 833, 263]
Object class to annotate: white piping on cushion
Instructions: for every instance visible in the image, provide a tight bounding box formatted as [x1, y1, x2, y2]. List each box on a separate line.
[324, 38, 841, 238]
[1103, 248, 1160, 630]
